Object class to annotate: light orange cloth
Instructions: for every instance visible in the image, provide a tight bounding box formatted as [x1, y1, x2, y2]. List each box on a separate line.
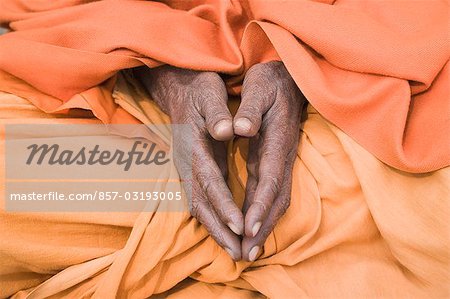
[0, 80, 449, 297]
[0, 0, 449, 172]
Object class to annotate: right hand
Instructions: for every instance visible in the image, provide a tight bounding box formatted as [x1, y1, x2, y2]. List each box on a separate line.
[134, 65, 243, 260]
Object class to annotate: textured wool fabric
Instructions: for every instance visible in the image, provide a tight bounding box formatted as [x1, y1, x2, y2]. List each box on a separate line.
[0, 0, 448, 172]
[0, 79, 448, 297]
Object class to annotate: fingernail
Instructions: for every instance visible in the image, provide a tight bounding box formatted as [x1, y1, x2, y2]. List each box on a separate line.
[235, 118, 252, 132]
[225, 248, 235, 259]
[214, 120, 231, 136]
[248, 246, 260, 262]
[228, 222, 243, 235]
[252, 222, 262, 237]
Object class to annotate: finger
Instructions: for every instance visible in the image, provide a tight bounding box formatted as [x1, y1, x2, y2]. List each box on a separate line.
[242, 159, 294, 261]
[234, 64, 276, 137]
[196, 74, 233, 141]
[193, 139, 244, 236]
[242, 134, 261, 215]
[241, 193, 290, 261]
[175, 124, 241, 259]
[244, 123, 291, 238]
[190, 192, 242, 260]
[243, 173, 257, 215]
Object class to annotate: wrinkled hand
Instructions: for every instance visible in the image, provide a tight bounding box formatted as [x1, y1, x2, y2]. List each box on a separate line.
[234, 61, 305, 261]
[134, 65, 244, 260]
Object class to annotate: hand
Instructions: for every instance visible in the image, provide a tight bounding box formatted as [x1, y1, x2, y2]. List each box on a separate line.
[134, 65, 243, 260]
[234, 61, 306, 261]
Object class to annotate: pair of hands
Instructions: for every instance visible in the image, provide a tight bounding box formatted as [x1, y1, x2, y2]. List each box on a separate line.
[134, 61, 305, 261]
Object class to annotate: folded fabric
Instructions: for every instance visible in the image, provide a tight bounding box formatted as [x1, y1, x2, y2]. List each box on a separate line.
[0, 0, 448, 172]
[0, 78, 448, 297]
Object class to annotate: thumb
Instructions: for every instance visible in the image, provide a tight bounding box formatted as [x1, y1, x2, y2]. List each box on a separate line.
[196, 73, 234, 141]
[234, 63, 276, 137]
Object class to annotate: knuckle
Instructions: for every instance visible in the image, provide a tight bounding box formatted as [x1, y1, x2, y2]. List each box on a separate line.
[244, 66, 276, 94]
[222, 207, 239, 222]
[253, 62, 300, 101]
[198, 173, 222, 195]
[194, 73, 227, 97]
[206, 112, 231, 128]
[252, 200, 268, 214]
[237, 106, 263, 124]
[194, 92, 207, 112]
[175, 107, 204, 130]
[268, 101, 290, 118]
[259, 175, 281, 197]
[242, 80, 276, 105]
[260, 125, 297, 151]
[184, 73, 226, 112]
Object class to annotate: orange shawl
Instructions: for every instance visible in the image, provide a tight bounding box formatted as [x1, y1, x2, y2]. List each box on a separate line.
[0, 0, 448, 170]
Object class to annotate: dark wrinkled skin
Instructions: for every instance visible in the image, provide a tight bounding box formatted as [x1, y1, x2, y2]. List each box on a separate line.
[134, 61, 305, 261]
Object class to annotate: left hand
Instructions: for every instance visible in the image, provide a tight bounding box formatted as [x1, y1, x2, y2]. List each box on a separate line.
[234, 61, 306, 261]
[134, 66, 243, 260]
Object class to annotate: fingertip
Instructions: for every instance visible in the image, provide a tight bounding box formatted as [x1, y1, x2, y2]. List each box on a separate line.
[242, 236, 262, 262]
[228, 222, 244, 236]
[212, 119, 233, 141]
[248, 246, 260, 262]
[225, 247, 241, 261]
[234, 117, 256, 137]
[244, 204, 265, 237]
[245, 221, 261, 238]
[251, 222, 262, 237]
[235, 118, 252, 131]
